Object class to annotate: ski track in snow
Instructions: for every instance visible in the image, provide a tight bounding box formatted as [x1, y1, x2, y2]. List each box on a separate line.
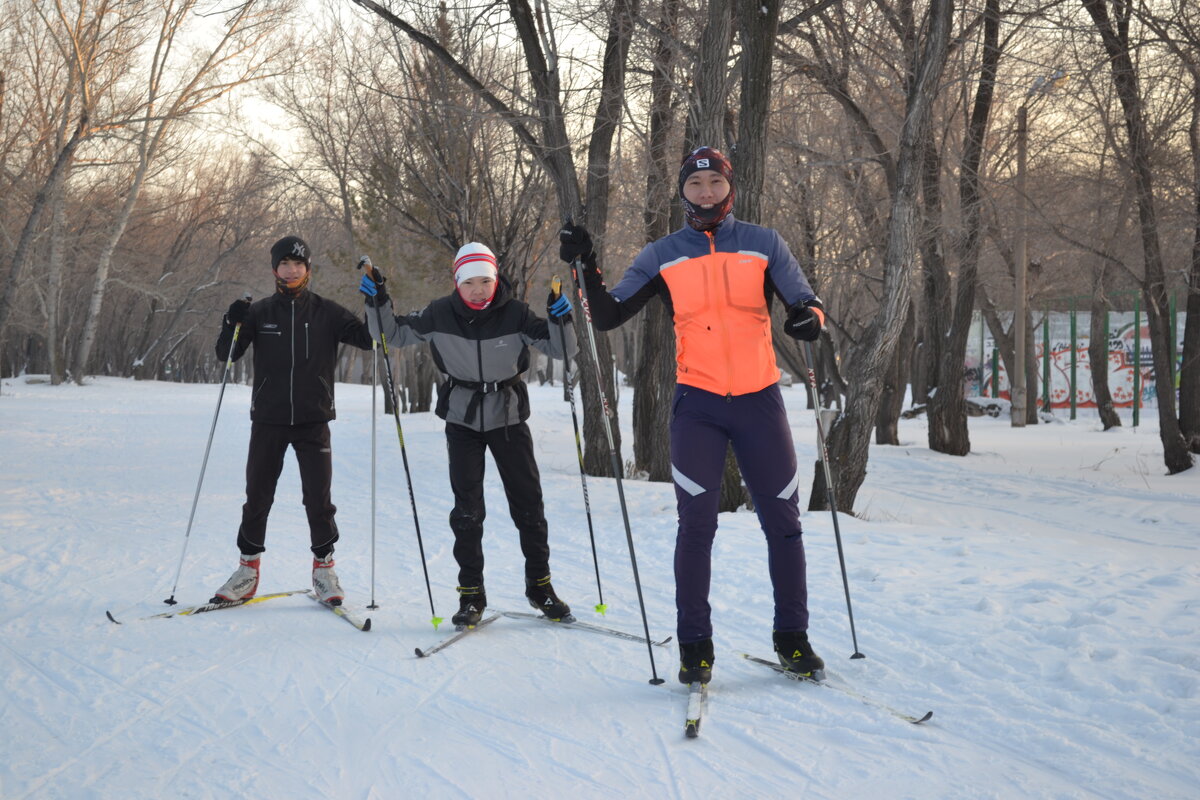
[2, 375, 1198, 799]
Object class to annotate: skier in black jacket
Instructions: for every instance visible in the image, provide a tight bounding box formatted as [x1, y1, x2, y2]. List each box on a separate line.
[359, 242, 578, 628]
[211, 235, 373, 606]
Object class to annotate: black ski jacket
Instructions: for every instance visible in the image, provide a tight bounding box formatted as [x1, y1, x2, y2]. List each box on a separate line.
[367, 279, 576, 431]
[216, 290, 373, 425]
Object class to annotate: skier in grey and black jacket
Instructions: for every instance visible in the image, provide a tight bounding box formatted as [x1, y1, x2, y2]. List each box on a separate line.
[359, 242, 579, 629]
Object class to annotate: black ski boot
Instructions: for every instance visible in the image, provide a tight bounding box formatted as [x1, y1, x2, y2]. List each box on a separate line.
[678, 638, 714, 685]
[773, 630, 825, 679]
[525, 576, 572, 621]
[451, 586, 486, 628]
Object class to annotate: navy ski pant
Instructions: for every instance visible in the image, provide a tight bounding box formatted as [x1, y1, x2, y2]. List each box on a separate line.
[236, 421, 339, 558]
[670, 383, 809, 644]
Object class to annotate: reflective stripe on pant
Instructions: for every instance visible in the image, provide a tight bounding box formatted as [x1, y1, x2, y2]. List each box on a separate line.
[237, 421, 339, 557]
[670, 383, 809, 644]
[445, 421, 551, 588]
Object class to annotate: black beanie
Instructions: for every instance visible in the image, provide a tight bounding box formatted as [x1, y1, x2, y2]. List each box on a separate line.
[270, 236, 311, 271]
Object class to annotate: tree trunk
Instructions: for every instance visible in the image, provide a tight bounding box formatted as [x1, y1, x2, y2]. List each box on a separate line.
[733, 0, 781, 223]
[632, 0, 680, 483]
[928, 0, 1001, 455]
[1088, 277, 1122, 430]
[1082, 0, 1193, 473]
[47, 184, 66, 385]
[877, 308, 914, 444]
[0, 117, 86, 338]
[819, 0, 954, 513]
[1180, 71, 1200, 451]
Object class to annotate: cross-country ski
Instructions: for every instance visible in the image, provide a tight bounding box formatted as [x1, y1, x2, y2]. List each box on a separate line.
[105, 589, 312, 624]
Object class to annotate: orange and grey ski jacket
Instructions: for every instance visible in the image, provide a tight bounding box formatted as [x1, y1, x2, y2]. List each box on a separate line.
[580, 215, 818, 396]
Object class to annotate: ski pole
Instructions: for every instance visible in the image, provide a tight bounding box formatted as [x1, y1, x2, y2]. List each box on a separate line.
[165, 292, 251, 605]
[551, 276, 607, 615]
[799, 339, 865, 659]
[367, 339, 379, 610]
[567, 250, 664, 686]
[358, 256, 442, 629]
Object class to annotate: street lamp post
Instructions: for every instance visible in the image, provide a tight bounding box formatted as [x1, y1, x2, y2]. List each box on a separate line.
[1011, 69, 1067, 428]
[1013, 104, 1028, 427]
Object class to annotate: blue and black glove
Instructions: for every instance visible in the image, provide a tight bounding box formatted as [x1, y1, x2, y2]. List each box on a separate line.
[547, 289, 573, 325]
[783, 299, 826, 342]
[358, 269, 390, 308]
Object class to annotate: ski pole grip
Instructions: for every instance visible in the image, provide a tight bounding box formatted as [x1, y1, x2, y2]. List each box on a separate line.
[551, 275, 562, 299]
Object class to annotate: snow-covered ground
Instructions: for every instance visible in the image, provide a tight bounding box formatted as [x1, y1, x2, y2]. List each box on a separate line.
[2, 374, 1197, 799]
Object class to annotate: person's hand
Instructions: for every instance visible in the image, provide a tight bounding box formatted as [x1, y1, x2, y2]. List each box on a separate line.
[558, 223, 594, 265]
[226, 297, 251, 326]
[784, 300, 825, 341]
[547, 289, 573, 324]
[359, 269, 390, 308]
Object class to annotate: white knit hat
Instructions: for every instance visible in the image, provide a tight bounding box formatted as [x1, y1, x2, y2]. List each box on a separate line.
[453, 243, 498, 285]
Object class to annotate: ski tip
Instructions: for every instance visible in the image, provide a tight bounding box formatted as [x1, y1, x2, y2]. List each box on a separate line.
[414, 647, 427, 658]
[685, 723, 699, 739]
[912, 711, 933, 724]
[361, 618, 372, 632]
[105, 610, 120, 624]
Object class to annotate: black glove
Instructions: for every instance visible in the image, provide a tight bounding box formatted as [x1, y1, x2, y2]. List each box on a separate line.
[558, 223, 594, 265]
[359, 269, 390, 308]
[226, 297, 251, 326]
[784, 299, 825, 341]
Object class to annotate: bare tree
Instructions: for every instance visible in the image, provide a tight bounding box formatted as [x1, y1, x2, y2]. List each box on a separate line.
[0, 0, 147, 344]
[349, 0, 636, 477]
[71, 0, 292, 384]
[819, 0, 953, 512]
[1081, 0, 1193, 473]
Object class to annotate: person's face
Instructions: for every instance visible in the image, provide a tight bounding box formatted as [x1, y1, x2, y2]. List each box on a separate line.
[459, 275, 497, 304]
[275, 257, 308, 282]
[682, 170, 731, 208]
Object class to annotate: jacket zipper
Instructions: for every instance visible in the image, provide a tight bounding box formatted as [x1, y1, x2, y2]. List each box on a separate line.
[289, 299, 296, 425]
[475, 334, 485, 432]
[706, 230, 734, 401]
[305, 322, 310, 360]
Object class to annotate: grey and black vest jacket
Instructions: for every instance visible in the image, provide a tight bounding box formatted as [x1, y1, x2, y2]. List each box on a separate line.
[368, 281, 577, 432]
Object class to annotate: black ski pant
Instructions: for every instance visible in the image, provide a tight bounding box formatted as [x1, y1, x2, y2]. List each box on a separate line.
[445, 421, 551, 590]
[236, 421, 339, 558]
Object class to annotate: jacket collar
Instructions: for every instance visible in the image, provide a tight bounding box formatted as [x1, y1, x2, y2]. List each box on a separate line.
[681, 213, 738, 243]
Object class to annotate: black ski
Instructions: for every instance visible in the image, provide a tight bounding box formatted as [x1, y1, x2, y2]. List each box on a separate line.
[499, 610, 673, 647]
[685, 682, 708, 738]
[414, 613, 501, 657]
[106, 589, 311, 624]
[742, 653, 933, 724]
[308, 595, 371, 631]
